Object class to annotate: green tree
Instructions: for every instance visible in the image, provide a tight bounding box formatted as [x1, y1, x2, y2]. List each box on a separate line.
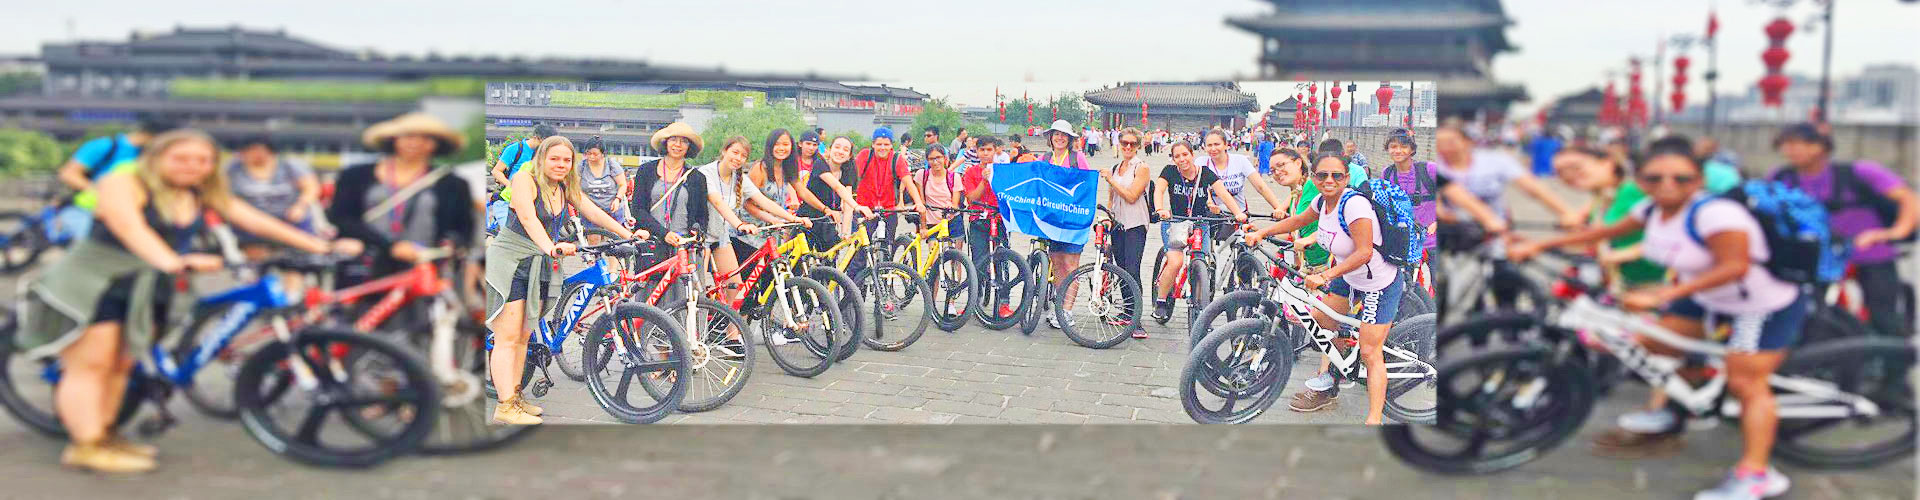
[910, 98, 993, 149]
[454, 117, 488, 163]
[0, 72, 41, 97]
[691, 104, 810, 165]
[0, 129, 68, 177]
[1048, 94, 1090, 128]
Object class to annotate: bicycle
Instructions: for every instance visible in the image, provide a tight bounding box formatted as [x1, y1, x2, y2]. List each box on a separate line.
[0, 183, 85, 274]
[596, 228, 754, 414]
[1047, 206, 1144, 349]
[1179, 238, 1437, 425]
[1148, 214, 1235, 328]
[892, 207, 979, 332]
[1383, 255, 1916, 475]
[962, 203, 1034, 331]
[1432, 223, 1553, 325]
[784, 215, 928, 353]
[0, 256, 441, 467]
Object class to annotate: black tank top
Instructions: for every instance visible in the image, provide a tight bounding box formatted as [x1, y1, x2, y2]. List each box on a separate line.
[506, 184, 568, 240]
[92, 201, 206, 254]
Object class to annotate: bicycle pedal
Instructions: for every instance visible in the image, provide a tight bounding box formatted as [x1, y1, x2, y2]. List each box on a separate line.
[135, 415, 175, 438]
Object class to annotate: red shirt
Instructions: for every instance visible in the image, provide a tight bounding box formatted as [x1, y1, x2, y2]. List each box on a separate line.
[853, 148, 907, 208]
[962, 161, 997, 215]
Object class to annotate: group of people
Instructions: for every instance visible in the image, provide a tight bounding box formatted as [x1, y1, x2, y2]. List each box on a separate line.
[23, 112, 479, 473]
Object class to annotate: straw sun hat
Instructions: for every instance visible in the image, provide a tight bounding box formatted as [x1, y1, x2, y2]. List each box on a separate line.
[361, 112, 466, 156]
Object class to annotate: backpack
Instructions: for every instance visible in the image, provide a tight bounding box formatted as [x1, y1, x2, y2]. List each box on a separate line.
[1334, 178, 1424, 270]
[1771, 162, 1915, 243]
[1677, 180, 1849, 285]
[1387, 161, 1439, 205]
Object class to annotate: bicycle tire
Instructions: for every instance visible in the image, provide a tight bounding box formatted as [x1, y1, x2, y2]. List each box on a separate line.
[644, 296, 752, 412]
[1054, 263, 1143, 349]
[234, 328, 439, 468]
[0, 211, 50, 274]
[1185, 257, 1213, 328]
[418, 313, 539, 455]
[759, 276, 849, 378]
[1224, 248, 1264, 293]
[1382, 313, 1438, 424]
[1399, 284, 1436, 318]
[176, 301, 256, 420]
[586, 303, 692, 424]
[1770, 336, 1915, 469]
[974, 249, 1033, 330]
[928, 249, 976, 331]
[1188, 290, 1265, 352]
[1179, 317, 1292, 424]
[855, 262, 933, 352]
[1380, 344, 1595, 475]
[1020, 252, 1049, 335]
[807, 265, 866, 360]
[0, 319, 145, 438]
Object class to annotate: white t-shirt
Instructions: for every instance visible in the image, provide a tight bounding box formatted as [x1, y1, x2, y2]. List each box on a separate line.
[1441, 148, 1527, 216]
[1313, 193, 1397, 292]
[1196, 153, 1260, 207]
[697, 161, 762, 243]
[1631, 194, 1798, 314]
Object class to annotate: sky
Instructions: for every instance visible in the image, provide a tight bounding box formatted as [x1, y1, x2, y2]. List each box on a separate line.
[5, 0, 1916, 115]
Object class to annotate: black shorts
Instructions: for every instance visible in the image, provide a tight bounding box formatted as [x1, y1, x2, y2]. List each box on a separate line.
[506, 256, 537, 303]
[91, 273, 174, 326]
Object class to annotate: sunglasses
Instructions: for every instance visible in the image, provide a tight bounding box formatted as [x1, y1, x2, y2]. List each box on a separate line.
[1313, 171, 1348, 181]
[1637, 173, 1698, 185]
[1120, 140, 1140, 147]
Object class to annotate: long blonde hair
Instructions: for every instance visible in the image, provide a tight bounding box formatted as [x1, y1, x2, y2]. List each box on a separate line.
[135, 129, 229, 220]
[527, 135, 585, 207]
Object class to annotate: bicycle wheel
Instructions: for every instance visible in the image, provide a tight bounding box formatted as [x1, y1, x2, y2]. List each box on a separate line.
[0, 212, 49, 274]
[928, 249, 976, 331]
[1398, 284, 1436, 318]
[641, 297, 751, 412]
[419, 313, 539, 454]
[1184, 257, 1213, 327]
[1771, 336, 1915, 469]
[759, 276, 849, 378]
[855, 262, 933, 352]
[974, 249, 1033, 330]
[808, 265, 866, 361]
[234, 328, 439, 468]
[176, 301, 269, 420]
[1379, 344, 1596, 475]
[1054, 263, 1143, 349]
[548, 282, 605, 383]
[1179, 318, 1292, 424]
[1189, 290, 1265, 352]
[587, 303, 692, 424]
[1020, 251, 1049, 335]
[1223, 249, 1264, 292]
[0, 315, 145, 438]
[1382, 313, 1438, 424]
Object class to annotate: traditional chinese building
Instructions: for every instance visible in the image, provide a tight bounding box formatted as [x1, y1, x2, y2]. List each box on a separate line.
[1084, 82, 1258, 132]
[1227, 0, 1527, 119]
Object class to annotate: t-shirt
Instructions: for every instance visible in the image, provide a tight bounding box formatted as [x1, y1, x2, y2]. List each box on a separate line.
[1630, 194, 1798, 314]
[917, 167, 963, 211]
[697, 162, 761, 243]
[1445, 148, 1528, 216]
[961, 161, 998, 215]
[70, 134, 141, 178]
[497, 140, 538, 176]
[1159, 165, 1220, 218]
[1383, 162, 1439, 251]
[578, 158, 626, 217]
[1287, 185, 1330, 267]
[1767, 161, 1908, 264]
[853, 149, 909, 209]
[1604, 161, 1743, 285]
[1528, 136, 1562, 176]
[1313, 193, 1396, 292]
[1195, 154, 1259, 209]
[798, 168, 844, 218]
[226, 160, 314, 221]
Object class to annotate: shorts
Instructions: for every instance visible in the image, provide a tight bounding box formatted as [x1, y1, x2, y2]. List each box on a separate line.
[1325, 274, 1404, 325]
[1663, 293, 1808, 353]
[505, 257, 538, 303]
[1159, 221, 1213, 253]
[730, 237, 762, 262]
[91, 273, 174, 326]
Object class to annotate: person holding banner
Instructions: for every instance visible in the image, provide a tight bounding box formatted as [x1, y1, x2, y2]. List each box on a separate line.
[1149, 142, 1247, 324]
[1037, 120, 1101, 329]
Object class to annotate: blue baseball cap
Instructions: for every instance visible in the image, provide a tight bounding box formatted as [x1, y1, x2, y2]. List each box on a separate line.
[872, 127, 894, 141]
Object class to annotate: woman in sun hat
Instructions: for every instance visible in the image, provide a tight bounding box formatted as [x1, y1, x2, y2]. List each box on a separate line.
[1033, 120, 1102, 329]
[627, 122, 709, 271]
[329, 112, 479, 285]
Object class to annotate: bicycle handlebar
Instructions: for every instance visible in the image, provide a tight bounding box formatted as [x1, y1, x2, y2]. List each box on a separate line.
[1161, 214, 1236, 223]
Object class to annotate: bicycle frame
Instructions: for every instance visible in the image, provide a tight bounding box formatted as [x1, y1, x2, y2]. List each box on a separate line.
[1245, 252, 1437, 383]
[1554, 295, 1884, 420]
[899, 210, 962, 276]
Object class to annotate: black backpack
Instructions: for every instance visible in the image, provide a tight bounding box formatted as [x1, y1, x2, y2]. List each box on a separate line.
[1772, 162, 1915, 243]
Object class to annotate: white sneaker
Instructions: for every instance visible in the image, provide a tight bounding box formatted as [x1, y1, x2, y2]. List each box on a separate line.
[1617, 408, 1679, 434]
[1045, 316, 1061, 329]
[765, 331, 797, 346]
[1693, 466, 1790, 500]
[1303, 372, 1335, 392]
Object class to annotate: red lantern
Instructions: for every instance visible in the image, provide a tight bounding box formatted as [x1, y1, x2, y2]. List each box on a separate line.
[1375, 83, 1393, 114]
[1309, 83, 1317, 94]
[1765, 18, 1795, 40]
[1330, 100, 1340, 120]
[1758, 74, 1792, 106]
[1707, 11, 1720, 39]
[1762, 47, 1790, 68]
[1330, 82, 1342, 99]
[1671, 55, 1690, 112]
[1758, 17, 1794, 108]
[1670, 91, 1686, 112]
[1674, 55, 1691, 73]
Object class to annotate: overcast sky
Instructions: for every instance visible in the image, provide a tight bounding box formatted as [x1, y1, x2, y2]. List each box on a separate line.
[5, 1, 1916, 114]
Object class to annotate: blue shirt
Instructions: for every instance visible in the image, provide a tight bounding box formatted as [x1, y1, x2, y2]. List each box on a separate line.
[1257, 140, 1276, 174]
[497, 140, 538, 176]
[70, 134, 141, 179]
[1527, 136, 1562, 176]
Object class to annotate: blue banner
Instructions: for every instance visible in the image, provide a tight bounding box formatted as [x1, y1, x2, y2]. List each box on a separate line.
[992, 161, 1097, 245]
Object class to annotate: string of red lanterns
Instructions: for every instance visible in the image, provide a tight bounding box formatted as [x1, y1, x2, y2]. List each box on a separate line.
[1671, 55, 1690, 113]
[1758, 17, 1794, 108]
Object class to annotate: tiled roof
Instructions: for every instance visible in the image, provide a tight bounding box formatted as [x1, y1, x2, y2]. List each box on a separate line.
[1084, 82, 1257, 109]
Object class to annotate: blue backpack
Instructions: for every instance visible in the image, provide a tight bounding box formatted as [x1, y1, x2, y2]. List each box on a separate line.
[1334, 178, 1424, 270]
[1680, 180, 1848, 285]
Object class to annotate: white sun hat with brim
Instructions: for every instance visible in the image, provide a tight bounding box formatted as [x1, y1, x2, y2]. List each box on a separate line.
[1045, 119, 1079, 138]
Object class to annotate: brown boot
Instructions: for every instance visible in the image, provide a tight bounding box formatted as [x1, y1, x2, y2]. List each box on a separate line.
[61, 442, 156, 474]
[101, 434, 158, 459]
[1288, 389, 1338, 413]
[1590, 428, 1684, 459]
[492, 397, 543, 425]
[514, 398, 544, 417]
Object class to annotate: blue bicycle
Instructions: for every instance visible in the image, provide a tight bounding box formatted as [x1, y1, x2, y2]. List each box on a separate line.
[0, 256, 443, 467]
[0, 187, 87, 274]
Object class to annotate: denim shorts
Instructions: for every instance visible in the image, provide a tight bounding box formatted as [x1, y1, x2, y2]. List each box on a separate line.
[1664, 292, 1809, 353]
[1158, 221, 1212, 253]
[1325, 273, 1405, 325]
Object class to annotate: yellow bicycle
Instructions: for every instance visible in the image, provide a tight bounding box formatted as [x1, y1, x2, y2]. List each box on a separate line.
[892, 207, 980, 331]
[788, 213, 934, 352]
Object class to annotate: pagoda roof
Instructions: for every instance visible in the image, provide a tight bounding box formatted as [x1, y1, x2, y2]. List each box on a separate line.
[1227, 12, 1506, 32]
[1084, 82, 1257, 110]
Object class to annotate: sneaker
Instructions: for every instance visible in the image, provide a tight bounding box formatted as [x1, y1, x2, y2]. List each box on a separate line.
[1132, 328, 1149, 339]
[61, 442, 156, 474]
[1045, 316, 1061, 329]
[1151, 300, 1173, 324]
[513, 398, 544, 417]
[102, 434, 158, 459]
[1303, 372, 1335, 392]
[1288, 389, 1338, 412]
[997, 304, 1016, 318]
[765, 330, 798, 346]
[1617, 408, 1679, 434]
[492, 397, 544, 425]
[1693, 466, 1790, 500]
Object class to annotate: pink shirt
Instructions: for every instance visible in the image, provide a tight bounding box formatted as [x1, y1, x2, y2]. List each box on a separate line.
[918, 167, 963, 211]
[1631, 194, 1798, 313]
[1313, 193, 1398, 292]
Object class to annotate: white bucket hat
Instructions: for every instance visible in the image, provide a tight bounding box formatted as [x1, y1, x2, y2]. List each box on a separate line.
[1045, 119, 1078, 138]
